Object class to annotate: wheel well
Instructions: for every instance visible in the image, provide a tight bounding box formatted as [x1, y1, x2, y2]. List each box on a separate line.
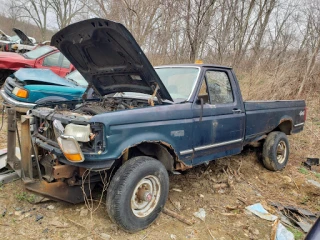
[121, 142, 177, 171]
[274, 120, 292, 135]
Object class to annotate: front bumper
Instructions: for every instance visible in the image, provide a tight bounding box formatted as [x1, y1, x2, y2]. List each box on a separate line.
[0, 89, 35, 112]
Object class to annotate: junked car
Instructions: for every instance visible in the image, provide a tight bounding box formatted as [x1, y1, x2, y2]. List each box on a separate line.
[0, 28, 36, 53]
[0, 45, 74, 85]
[1, 69, 88, 112]
[9, 28, 37, 53]
[25, 18, 306, 232]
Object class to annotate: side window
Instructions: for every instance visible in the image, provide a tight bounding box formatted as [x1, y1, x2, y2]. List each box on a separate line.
[43, 52, 61, 67]
[206, 71, 234, 104]
[61, 56, 71, 69]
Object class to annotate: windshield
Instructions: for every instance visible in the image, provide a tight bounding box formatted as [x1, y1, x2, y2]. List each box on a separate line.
[155, 67, 199, 101]
[24, 46, 54, 59]
[65, 70, 88, 87]
[10, 35, 20, 42]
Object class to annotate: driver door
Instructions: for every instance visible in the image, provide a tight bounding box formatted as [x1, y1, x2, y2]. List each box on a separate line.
[192, 69, 245, 165]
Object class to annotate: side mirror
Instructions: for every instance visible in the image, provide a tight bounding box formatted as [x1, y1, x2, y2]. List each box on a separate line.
[196, 94, 208, 104]
[196, 94, 208, 122]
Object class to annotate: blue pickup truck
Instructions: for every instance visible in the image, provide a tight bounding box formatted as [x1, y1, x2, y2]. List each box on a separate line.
[27, 18, 306, 232]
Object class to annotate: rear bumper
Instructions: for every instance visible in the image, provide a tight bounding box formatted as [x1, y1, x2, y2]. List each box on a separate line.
[0, 89, 35, 112]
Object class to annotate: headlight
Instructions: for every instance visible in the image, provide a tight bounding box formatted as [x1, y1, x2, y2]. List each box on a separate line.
[64, 123, 91, 142]
[57, 135, 84, 162]
[12, 87, 28, 98]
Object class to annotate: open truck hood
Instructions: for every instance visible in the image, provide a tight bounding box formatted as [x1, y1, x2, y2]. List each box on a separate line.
[13, 28, 34, 46]
[51, 18, 173, 101]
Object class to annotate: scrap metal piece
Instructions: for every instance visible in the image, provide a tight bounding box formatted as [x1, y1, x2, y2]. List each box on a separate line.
[271, 202, 317, 233]
[6, 108, 22, 177]
[25, 179, 96, 204]
[53, 165, 77, 179]
[245, 203, 278, 221]
[21, 115, 33, 179]
[0, 170, 19, 184]
[0, 148, 7, 169]
[302, 158, 320, 170]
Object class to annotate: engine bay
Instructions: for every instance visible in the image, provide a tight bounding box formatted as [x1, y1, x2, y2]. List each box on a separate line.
[73, 96, 151, 115]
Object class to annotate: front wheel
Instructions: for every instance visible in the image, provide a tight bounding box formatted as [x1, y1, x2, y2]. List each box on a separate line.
[262, 131, 290, 171]
[106, 156, 169, 232]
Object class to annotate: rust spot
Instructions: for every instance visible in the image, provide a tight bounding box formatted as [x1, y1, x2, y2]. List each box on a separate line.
[53, 165, 77, 179]
[175, 160, 192, 171]
[122, 148, 129, 162]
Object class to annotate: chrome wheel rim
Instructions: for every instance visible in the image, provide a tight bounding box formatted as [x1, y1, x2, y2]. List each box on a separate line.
[131, 175, 161, 218]
[277, 141, 287, 164]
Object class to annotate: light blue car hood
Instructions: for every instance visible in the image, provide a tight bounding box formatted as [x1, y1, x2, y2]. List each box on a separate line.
[14, 68, 76, 87]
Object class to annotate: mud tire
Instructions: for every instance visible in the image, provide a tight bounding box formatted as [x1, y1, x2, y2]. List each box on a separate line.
[262, 131, 289, 171]
[106, 156, 169, 232]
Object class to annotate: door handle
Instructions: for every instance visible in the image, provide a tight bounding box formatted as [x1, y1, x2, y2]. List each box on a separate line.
[232, 109, 242, 114]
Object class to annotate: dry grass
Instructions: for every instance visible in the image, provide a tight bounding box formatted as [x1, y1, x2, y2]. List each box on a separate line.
[238, 63, 320, 160]
[236, 60, 320, 100]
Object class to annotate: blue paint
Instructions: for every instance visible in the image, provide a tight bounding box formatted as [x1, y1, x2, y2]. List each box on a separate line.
[5, 68, 86, 103]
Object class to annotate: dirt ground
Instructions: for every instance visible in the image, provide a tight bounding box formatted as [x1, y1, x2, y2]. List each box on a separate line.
[0, 98, 319, 240]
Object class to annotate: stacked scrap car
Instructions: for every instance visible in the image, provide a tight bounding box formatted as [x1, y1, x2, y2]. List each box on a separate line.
[0, 45, 74, 85]
[0, 69, 89, 112]
[0, 28, 36, 53]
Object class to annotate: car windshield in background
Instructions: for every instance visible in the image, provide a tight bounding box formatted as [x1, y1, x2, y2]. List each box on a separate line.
[9, 35, 20, 42]
[65, 70, 88, 87]
[155, 67, 199, 101]
[24, 46, 54, 59]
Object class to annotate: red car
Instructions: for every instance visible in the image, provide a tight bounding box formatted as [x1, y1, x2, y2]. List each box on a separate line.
[0, 45, 74, 84]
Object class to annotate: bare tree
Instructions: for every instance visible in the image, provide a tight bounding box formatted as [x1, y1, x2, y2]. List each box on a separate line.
[6, 2, 22, 28]
[183, 0, 217, 62]
[49, 0, 86, 29]
[297, 0, 320, 96]
[14, 0, 50, 40]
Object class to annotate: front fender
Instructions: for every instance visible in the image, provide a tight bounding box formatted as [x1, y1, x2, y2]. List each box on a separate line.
[103, 120, 193, 161]
[107, 130, 179, 160]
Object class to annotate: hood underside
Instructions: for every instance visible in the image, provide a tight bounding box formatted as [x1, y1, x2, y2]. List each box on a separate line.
[13, 28, 34, 46]
[51, 18, 173, 101]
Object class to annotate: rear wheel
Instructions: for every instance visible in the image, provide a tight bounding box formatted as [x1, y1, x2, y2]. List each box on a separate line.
[106, 156, 169, 232]
[262, 131, 289, 171]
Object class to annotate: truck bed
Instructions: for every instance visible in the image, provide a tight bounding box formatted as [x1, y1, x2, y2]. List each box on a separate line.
[244, 100, 306, 143]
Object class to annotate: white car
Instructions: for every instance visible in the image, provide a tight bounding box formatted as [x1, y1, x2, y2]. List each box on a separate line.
[0, 28, 36, 53]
